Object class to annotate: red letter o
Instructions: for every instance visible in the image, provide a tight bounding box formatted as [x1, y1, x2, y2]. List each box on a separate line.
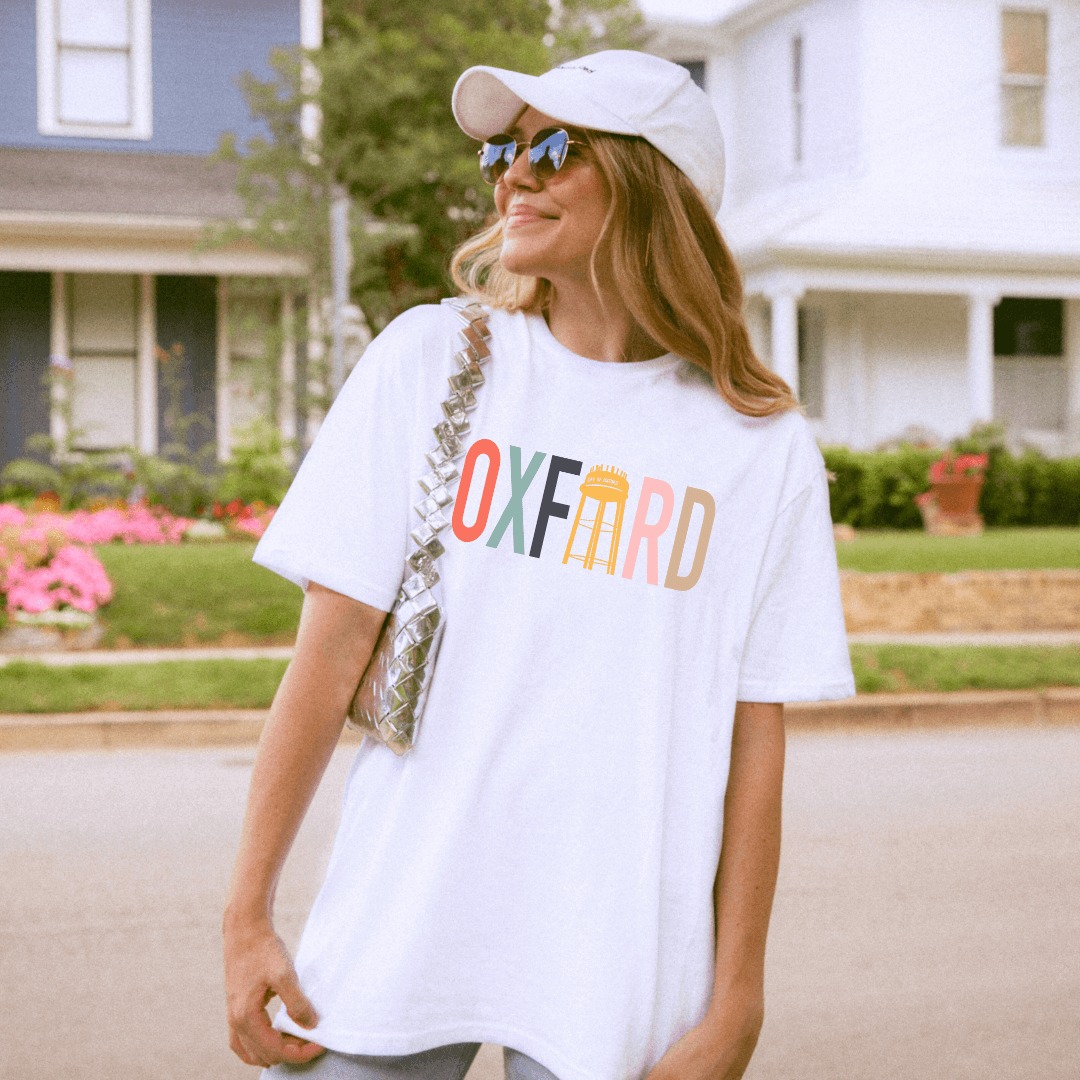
[452, 439, 501, 543]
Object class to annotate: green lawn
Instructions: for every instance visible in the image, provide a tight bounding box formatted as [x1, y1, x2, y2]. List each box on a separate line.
[835, 527, 1080, 573]
[94, 541, 302, 647]
[83, 528, 1080, 649]
[850, 644, 1080, 694]
[4, 646, 1080, 712]
[0, 658, 290, 712]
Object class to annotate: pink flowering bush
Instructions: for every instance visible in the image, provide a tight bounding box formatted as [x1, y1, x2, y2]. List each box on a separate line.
[0, 518, 113, 616]
[4, 545, 113, 615]
[0, 503, 195, 547]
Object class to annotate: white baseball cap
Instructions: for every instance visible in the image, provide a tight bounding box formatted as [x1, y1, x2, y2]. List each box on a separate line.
[452, 50, 726, 213]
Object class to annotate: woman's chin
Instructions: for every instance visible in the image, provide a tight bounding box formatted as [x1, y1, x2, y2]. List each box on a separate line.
[498, 243, 546, 279]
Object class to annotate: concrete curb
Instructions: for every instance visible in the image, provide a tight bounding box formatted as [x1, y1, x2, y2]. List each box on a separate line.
[0, 708, 365, 753]
[786, 687, 1080, 730]
[2, 689, 1079, 752]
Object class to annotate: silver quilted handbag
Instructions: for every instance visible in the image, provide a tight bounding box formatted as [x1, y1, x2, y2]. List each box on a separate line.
[346, 299, 492, 754]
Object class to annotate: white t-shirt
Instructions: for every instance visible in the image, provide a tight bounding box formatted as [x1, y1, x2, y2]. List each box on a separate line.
[254, 302, 854, 1080]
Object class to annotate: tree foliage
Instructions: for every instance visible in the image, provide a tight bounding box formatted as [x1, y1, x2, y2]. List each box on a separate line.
[217, 0, 646, 332]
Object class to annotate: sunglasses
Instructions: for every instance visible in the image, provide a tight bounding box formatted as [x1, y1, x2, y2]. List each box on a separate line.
[478, 127, 588, 185]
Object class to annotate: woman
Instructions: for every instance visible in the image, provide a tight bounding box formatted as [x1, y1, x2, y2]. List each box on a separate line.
[224, 50, 854, 1080]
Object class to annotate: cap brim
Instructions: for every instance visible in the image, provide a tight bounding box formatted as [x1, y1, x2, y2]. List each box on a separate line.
[452, 65, 639, 141]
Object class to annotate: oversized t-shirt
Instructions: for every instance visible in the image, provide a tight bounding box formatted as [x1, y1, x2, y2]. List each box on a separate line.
[254, 301, 854, 1080]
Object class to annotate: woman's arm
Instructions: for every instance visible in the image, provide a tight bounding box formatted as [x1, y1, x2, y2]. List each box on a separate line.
[223, 582, 387, 1068]
[644, 700, 785, 1080]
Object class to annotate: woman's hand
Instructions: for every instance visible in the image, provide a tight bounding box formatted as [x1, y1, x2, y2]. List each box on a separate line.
[222, 584, 388, 1067]
[642, 986, 764, 1080]
[224, 914, 325, 1068]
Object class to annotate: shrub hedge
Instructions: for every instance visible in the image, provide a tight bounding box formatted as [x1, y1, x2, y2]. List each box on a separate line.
[823, 433, 1080, 529]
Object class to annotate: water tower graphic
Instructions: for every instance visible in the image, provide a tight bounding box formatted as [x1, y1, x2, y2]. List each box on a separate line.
[562, 465, 631, 574]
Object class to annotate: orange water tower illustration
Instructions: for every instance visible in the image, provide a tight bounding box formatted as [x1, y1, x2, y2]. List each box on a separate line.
[563, 465, 631, 574]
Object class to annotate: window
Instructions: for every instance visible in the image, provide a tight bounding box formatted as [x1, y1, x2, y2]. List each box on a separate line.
[1001, 10, 1047, 147]
[69, 274, 139, 449]
[993, 298, 1065, 432]
[792, 35, 804, 164]
[798, 306, 824, 419]
[37, 0, 152, 139]
[677, 60, 706, 91]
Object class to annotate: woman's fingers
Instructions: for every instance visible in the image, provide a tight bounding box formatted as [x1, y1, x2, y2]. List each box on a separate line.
[235, 1003, 323, 1067]
[272, 962, 319, 1030]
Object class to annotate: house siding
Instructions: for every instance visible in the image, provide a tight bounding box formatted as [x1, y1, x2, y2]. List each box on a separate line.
[0, 272, 52, 470]
[156, 275, 217, 457]
[726, 0, 861, 204]
[0, 0, 300, 154]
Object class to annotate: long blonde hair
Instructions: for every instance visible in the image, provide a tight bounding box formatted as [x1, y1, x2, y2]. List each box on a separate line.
[450, 129, 798, 417]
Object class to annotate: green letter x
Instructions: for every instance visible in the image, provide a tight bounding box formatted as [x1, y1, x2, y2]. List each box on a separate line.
[485, 447, 547, 553]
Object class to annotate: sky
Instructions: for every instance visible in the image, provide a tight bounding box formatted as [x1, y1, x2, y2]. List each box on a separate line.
[635, 0, 748, 22]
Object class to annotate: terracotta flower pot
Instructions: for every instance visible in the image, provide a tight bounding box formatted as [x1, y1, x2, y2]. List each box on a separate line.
[931, 475, 984, 515]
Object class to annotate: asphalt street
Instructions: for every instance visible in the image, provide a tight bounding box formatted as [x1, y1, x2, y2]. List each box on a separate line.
[1, 727, 1077, 1080]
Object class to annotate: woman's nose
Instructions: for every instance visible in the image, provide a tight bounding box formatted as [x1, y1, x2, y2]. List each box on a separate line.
[502, 145, 541, 190]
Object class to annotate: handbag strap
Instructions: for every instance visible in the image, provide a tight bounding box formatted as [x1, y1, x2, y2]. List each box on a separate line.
[399, 299, 492, 596]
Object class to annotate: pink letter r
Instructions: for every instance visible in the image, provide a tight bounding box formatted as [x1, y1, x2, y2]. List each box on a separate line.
[620, 477, 675, 584]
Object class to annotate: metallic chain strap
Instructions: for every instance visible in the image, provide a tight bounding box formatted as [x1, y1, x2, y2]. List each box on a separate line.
[346, 300, 492, 754]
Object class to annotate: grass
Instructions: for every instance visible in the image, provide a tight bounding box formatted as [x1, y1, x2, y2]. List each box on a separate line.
[851, 644, 1080, 694]
[835, 527, 1080, 573]
[0, 658, 289, 713]
[94, 541, 302, 647]
[4, 647, 1080, 712]
[81, 528, 1080, 648]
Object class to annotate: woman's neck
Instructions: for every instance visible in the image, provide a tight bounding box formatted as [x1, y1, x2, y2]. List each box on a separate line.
[544, 279, 666, 364]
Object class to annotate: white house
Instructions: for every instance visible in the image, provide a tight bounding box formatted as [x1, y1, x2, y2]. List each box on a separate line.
[650, 0, 1080, 454]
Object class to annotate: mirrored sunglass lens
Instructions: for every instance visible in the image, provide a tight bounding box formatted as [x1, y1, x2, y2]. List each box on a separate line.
[479, 136, 517, 184]
[528, 129, 569, 179]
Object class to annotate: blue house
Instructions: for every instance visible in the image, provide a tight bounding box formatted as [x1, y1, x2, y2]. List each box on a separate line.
[0, 0, 317, 473]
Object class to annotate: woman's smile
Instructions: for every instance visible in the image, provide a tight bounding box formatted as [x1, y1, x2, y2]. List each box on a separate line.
[503, 202, 555, 228]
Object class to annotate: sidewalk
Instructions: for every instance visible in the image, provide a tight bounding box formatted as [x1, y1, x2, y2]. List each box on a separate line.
[4, 629, 1080, 669]
[0, 645, 296, 667]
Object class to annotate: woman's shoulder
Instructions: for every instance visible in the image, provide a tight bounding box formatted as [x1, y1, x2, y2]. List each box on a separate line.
[371, 299, 519, 352]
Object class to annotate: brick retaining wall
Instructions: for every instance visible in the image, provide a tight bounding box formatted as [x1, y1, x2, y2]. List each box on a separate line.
[841, 570, 1080, 632]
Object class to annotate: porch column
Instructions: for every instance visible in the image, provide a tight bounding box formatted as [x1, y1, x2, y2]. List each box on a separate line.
[768, 289, 802, 396]
[305, 280, 326, 446]
[279, 290, 297, 463]
[136, 273, 157, 454]
[1065, 299, 1080, 452]
[216, 277, 231, 463]
[966, 291, 998, 428]
[49, 271, 69, 448]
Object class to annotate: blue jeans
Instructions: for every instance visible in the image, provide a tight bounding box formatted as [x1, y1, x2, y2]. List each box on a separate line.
[263, 1043, 560, 1080]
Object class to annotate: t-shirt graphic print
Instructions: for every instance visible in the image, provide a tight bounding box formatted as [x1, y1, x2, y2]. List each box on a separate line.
[454, 442, 715, 591]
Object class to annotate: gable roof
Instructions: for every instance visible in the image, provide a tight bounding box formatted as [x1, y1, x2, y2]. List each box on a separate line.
[0, 148, 244, 219]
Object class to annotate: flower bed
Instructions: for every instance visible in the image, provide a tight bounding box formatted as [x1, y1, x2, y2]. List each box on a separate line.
[210, 500, 277, 540]
[0, 501, 277, 632]
[0, 510, 113, 623]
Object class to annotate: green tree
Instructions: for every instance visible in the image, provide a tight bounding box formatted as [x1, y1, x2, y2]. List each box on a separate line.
[216, 0, 645, 335]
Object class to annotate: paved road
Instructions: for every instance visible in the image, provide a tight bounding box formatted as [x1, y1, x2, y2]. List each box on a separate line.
[2, 728, 1077, 1080]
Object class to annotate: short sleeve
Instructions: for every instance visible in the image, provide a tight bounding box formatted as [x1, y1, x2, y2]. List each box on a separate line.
[736, 465, 855, 703]
[252, 304, 448, 611]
